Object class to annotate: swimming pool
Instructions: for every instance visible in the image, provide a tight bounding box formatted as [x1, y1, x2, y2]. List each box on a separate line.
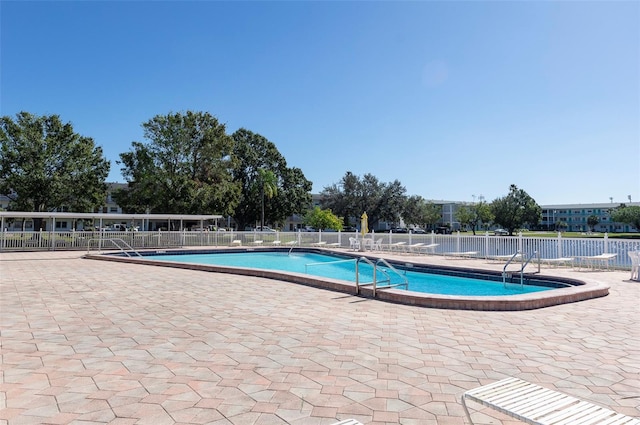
[86, 248, 609, 310]
[144, 251, 552, 296]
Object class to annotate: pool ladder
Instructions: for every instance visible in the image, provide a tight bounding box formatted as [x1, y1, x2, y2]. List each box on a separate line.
[355, 257, 408, 297]
[502, 250, 536, 287]
[88, 238, 142, 257]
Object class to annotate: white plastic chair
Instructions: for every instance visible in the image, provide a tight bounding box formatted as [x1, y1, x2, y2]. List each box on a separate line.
[348, 237, 360, 251]
[628, 251, 640, 281]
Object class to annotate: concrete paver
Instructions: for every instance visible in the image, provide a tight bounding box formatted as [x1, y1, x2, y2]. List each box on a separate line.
[1, 251, 639, 424]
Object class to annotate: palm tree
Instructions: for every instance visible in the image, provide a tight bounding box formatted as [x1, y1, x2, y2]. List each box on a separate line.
[258, 168, 278, 229]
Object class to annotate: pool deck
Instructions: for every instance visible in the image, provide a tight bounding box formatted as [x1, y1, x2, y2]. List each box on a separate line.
[1, 250, 639, 424]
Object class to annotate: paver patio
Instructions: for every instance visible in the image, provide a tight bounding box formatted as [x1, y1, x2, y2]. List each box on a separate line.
[1, 251, 639, 425]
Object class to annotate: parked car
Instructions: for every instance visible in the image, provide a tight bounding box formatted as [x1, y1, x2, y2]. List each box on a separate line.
[411, 228, 426, 234]
[391, 227, 408, 233]
[494, 228, 509, 236]
[254, 226, 277, 232]
[434, 226, 452, 234]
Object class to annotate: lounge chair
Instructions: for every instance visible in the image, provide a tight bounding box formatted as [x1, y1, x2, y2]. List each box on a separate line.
[372, 238, 383, 251]
[331, 420, 363, 425]
[311, 241, 327, 247]
[271, 240, 281, 246]
[406, 242, 425, 253]
[387, 241, 407, 252]
[285, 240, 297, 246]
[461, 377, 640, 425]
[230, 239, 242, 246]
[576, 253, 617, 271]
[445, 251, 479, 259]
[419, 243, 439, 254]
[327, 242, 342, 248]
[488, 253, 524, 262]
[540, 257, 574, 268]
[249, 240, 263, 246]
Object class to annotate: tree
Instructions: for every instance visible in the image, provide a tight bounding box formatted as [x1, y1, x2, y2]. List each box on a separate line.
[490, 184, 541, 235]
[114, 111, 240, 217]
[459, 202, 494, 235]
[454, 206, 474, 232]
[320, 172, 407, 230]
[0, 112, 110, 228]
[402, 196, 442, 231]
[303, 206, 343, 231]
[587, 215, 599, 232]
[257, 168, 277, 229]
[611, 205, 640, 231]
[231, 129, 312, 230]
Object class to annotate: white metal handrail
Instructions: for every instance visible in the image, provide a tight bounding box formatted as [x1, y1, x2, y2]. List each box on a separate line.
[355, 257, 408, 297]
[374, 258, 408, 292]
[502, 250, 537, 287]
[87, 238, 142, 257]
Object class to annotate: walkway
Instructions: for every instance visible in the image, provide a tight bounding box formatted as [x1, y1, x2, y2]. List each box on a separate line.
[1, 251, 638, 424]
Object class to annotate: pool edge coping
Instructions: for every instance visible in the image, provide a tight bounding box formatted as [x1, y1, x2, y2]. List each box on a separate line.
[84, 248, 610, 311]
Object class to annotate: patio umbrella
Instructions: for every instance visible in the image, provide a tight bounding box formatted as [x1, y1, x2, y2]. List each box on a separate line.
[360, 212, 369, 237]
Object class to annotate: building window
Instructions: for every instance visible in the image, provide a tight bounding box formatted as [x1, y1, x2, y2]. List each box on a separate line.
[110, 207, 118, 213]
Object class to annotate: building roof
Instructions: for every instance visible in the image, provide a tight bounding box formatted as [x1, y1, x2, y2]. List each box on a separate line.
[0, 212, 222, 221]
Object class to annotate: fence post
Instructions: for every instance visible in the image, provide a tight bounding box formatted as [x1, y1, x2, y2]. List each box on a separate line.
[456, 231, 460, 253]
[485, 231, 489, 259]
[604, 233, 609, 254]
[518, 231, 523, 253]
[557, 232, 563, 258]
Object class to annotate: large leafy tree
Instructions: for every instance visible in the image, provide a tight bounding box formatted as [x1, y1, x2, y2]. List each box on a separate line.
[114, 111, 240, 216]
[455, 206, 474, 232]
[231, 129, 312, 230]
[402, 196, 442, 231]
[611, 205, 640, 231]
[0, 112, 110, 221]
[321, 172, 407, 229]
[303, 206, 343, 231]
[455, 202, 494, 235]
[490, 184, 541, 235]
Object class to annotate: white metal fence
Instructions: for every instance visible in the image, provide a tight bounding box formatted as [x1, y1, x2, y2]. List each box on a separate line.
[2, 229, 639, 270]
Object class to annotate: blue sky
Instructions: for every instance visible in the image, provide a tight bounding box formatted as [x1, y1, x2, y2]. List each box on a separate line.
[2, 1, 638, 206]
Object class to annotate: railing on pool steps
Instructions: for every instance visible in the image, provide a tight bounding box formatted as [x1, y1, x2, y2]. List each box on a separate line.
[356, 257, 408, 297]
[502, 250, 537, 287]
[87, 238, 142, 257]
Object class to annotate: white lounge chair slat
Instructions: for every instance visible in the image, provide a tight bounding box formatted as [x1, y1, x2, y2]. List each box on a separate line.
[470, 379, 539, 404]
[486, 385, 548, 408]
[462, 378, 637, 425]
[596, 415, 640, 425]
[541, 402, 606, 424]
[553, 407, 628, 425]
[517, 394, 580, 418]
[331, 420, 363, 425]
[466, 376, 523, 396]
[508, 396, 577, 420]
[504, 389, 570, 414]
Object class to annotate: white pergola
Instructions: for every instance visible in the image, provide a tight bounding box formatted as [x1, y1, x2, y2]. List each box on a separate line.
[0, 212, 223, 232]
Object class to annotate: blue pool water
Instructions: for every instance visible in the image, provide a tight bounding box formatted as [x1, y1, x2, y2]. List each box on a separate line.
[145, 251, 554, 296]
